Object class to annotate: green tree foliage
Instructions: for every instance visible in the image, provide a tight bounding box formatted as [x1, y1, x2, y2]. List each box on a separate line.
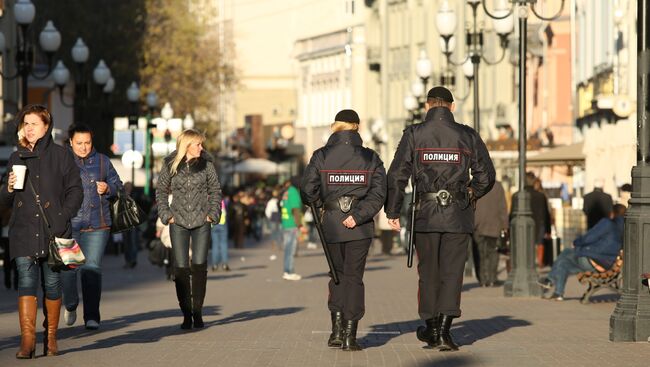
[141, 0, 234, 152]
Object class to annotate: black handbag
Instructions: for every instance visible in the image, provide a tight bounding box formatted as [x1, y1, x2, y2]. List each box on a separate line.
[110, 190, 145, 233]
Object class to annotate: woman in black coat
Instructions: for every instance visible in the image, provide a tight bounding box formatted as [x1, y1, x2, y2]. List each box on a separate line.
[0, 105, 83, 359]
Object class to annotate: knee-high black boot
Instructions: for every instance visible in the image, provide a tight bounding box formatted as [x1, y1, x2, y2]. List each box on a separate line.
[437, 314, 459, 351]
[327, 312, 343, 348]
[416, 314, 441, 347]
[174, 267, 192, 329]
[341, 320, 362, 351]
[191, 264, 208, 328]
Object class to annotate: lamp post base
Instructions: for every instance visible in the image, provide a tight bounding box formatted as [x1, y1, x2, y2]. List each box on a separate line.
[610, 165, 650, 342]
[504, 191, 541, 297]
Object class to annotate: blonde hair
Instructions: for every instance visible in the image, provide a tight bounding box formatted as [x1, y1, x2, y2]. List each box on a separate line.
[330, 121, 359, 133]
[170, 129, 205, 175]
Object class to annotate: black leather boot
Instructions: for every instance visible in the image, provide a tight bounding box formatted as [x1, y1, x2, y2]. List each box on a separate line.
[327, 312, 344, 348]
[191, 264, 208, 328]
[174, 267, 192, 329]
[341, 320, 362, 351]
[437, 314, 459, 351]
[416, 315, 441, 347]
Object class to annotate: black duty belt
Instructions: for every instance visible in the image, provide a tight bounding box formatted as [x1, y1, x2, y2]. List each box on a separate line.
[417, 190, 466, 207]
[323, 195, 357, 213]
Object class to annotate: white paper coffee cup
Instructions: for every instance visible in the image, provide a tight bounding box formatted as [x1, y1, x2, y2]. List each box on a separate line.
[12, 165, 26, 190]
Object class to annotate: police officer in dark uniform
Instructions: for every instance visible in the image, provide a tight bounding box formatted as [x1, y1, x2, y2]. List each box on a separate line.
[301, 109, 386, 351]
[385, 87, 495, 351]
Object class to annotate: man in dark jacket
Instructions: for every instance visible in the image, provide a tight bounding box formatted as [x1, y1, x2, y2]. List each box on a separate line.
[583, 179, 613, 229]
[385, 87, 495, 351]
[301, 109, 386, 351]
[473, 180, 508, 287]
[539, 204, 626, 300]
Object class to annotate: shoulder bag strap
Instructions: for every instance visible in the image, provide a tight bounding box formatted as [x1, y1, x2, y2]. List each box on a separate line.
[27, 178, 53, 237]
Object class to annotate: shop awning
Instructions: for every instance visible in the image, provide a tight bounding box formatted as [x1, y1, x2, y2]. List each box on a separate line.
[527, 142, 585, 166]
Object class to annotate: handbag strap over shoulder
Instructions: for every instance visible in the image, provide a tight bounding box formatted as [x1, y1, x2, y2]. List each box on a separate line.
[27, 177, 54, 237]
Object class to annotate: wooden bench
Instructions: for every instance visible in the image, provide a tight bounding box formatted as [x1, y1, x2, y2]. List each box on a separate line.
[576, 252, 623, 304]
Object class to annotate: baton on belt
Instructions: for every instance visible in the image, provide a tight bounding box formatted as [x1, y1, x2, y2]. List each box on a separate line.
[310, 203, 340, 284]
[407, 180, 416, 268]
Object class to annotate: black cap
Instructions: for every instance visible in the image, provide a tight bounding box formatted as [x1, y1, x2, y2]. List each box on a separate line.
[427, 86, 454, 103]
[334, 109, 360, 124]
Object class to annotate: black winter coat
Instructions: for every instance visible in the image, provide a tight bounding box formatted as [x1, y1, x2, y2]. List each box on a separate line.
[0, 122, 83, 260]
[156, 151, 222, 229]
[385, 107, 495, 234]
[583, 188, 613, 229]
[301, 131, 386, 243]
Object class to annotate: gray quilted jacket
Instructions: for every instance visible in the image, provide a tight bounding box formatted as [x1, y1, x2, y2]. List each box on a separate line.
[156, 151, 222, 229]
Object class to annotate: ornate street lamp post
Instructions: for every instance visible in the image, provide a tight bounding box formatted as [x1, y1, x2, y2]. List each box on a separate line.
[494, 0, 565, 298]
[126, 82, 141, 186]
[0, 0, 61, 108]
[144, 91, 158, 196]
[436, 0, 513, 135]
[610, 0, 650, 342]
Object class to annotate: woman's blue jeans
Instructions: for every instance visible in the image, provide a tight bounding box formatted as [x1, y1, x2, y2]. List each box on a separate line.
[211, 224, 229, 266]
[170, 223, 211, 267]
[282, 228, 298, 274]
[15, 257, 61, 300]
[61, 229, 110, 323]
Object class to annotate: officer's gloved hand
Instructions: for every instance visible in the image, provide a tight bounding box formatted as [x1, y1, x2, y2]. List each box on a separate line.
[467, 188, 477, 210]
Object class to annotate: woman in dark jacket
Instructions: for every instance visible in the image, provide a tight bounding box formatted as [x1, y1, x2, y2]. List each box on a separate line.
[156, 129, 221, 329]
[0, 105, 83, 358]
[61, 124, 123, 330]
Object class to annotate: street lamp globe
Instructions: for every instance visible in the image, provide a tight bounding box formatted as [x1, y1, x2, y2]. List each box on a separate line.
[403, 94, 418, 111]
[93, 60, 111, 86]
[52, 61, 70, 88]
[411, 80, 425, 98]
[126, 82, 140, 103]
[39, 21, 61, 53]
[146, 92, 158, 109]
[466, 0, 481, 5]
[492, 7, 514, 36]
[462, 58, 474, 79]
[71, 38, 89, 64]
[183, 114, 195, 129]
[103, 77, 115, 94]
[161, 102, 174, 120]
[14, 0, 35, 26]
[416, 49, 432, 80]
[436, 1, 457, 37]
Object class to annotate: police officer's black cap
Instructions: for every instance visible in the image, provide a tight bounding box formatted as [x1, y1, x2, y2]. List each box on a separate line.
[334, 109, 360, 124]
[427, 86, 454, 103]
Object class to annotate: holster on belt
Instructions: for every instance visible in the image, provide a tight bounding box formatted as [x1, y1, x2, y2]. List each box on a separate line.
[323, 196, 356, 213]
[416, 190, 467, 210]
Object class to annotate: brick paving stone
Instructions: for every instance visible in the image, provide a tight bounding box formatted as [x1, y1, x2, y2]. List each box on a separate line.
[1, 238, 650, 366]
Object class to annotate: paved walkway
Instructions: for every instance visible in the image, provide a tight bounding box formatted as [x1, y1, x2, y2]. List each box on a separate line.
[1, 239, 649, 367]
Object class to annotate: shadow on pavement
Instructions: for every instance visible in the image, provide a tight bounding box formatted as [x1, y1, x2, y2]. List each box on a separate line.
[453, 315, 531, 346]
[235, 265, 267, 271]
[461, 282, 482, 292]
[403, 355, 479, 367]
[55, 307, 304, 354]
[360, 315, 530, 349]
[0, 305, 222, 352]
[207, 273, 246, 281]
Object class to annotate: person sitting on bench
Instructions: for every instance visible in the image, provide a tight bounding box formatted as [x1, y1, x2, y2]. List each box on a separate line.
[538, 204, 626, 300]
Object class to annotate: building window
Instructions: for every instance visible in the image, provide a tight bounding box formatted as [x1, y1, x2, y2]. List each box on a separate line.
[346, 0, 355, 15]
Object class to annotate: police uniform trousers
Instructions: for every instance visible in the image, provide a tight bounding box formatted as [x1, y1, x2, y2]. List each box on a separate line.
[327, 238, 372, 321]
[416, 232, 470, 320]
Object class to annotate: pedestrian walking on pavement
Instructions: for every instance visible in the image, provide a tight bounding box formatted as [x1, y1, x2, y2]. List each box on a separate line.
[385, 87, 495, 352]
[211, 199, 230, 271]
[61, 124, 123, 331]
[473, 179, 508, 287]
[156, 129, 222, 330]
[0, 105, 83, 358]
[279, 177, 304, 281]
[301, 109, 387, 351]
